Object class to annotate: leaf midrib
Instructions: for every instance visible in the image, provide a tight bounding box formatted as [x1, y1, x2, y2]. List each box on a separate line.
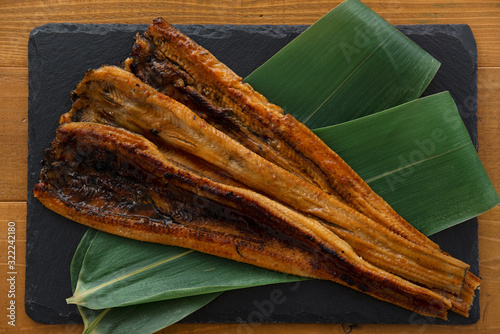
[70, 249, 195, 304]
[365, 142, 471, 184]
[81, 307, 111, 334]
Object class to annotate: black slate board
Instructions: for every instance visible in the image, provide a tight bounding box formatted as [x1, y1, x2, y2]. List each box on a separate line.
[26, 23, 480, 326]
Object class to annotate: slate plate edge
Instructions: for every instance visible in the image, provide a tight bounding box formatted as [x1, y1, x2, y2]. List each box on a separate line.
[26, 22, 480, 326]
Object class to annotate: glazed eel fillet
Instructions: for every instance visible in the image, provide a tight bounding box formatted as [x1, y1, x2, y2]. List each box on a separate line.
[34, 122, 453, 319]
[61, 66, 470, 303]
[122, 18, 480, 316]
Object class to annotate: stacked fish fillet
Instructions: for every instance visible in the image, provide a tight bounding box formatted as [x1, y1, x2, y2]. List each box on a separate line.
[34, 18, 480, 319]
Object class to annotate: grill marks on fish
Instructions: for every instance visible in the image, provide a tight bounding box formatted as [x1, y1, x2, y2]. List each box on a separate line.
[34, 122, 453, 319]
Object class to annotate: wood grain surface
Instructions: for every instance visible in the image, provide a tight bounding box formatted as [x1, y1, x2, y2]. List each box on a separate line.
[0, 1, 498, 333]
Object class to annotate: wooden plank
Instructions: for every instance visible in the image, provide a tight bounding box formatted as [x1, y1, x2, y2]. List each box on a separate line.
[0, 67, 27, 97]
[0, 0, 499, 67]
[0, 95, 28, 201]
[476, 67, 500, 222]
[0, 1, 499, 331]
[0, 67, 28, 201]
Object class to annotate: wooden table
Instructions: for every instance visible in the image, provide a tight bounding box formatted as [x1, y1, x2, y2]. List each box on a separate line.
[1, 1, 498, 333]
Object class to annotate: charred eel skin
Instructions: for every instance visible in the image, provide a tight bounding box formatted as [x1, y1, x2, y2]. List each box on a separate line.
[34, 122, 453, 319]
[61, 66, 469, 297]
[123, 18, 480, 316]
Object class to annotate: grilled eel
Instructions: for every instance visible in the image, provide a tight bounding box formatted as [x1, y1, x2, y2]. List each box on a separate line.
[122, 19, 480, 316]
[34, 122, 453, 319]
[60, 66, 470, 298]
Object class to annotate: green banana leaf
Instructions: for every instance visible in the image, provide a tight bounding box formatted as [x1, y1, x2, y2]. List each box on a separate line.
[68, 230, 305, 310]
[245, 0, 440, 128]
[70, 230, 222, 334]
[313, 92, 500, 235]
